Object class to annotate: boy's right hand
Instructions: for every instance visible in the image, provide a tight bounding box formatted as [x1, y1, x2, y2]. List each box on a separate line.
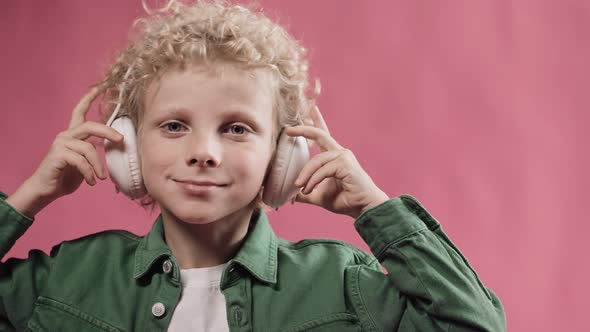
[23, 87, 124, 203]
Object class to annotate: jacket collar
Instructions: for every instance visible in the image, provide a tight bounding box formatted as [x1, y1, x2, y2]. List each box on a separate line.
[133, 208, 278, 285]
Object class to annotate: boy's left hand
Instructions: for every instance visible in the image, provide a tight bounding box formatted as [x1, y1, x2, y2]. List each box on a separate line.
[284, 106, 390, 219]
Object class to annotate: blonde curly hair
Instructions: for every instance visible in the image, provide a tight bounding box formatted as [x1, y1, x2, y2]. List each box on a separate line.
[94, 0, 319, 214]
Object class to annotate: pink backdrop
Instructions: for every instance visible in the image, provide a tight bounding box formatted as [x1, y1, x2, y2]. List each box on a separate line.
[2, 0, 588, 330]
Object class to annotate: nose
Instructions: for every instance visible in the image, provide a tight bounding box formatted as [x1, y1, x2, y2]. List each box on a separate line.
[186, 133, 221, 168]
[189, 156, 217, 167]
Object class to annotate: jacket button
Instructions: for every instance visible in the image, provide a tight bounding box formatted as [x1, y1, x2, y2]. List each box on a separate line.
[162, 260, 173, 274]
[234, 308, 243, 323]
[152, 302, 166, 317]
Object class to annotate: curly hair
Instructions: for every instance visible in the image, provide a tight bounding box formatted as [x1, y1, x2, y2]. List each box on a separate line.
[94, 0, 319, 214]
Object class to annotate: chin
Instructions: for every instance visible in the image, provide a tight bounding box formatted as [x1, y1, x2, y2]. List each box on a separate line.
[171, 200, 246, 224]
[155, 184, 260, 224]
[170, 205, 227, 225]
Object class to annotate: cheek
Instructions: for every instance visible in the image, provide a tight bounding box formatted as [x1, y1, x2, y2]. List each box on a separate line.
[228, 145, 273, 184]
[138, 134, 173, 179]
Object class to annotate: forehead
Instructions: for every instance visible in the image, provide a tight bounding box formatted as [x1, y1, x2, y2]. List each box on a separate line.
[143, 62, 276, 122]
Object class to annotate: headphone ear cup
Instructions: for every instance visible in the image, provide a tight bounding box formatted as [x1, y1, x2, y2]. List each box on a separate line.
[104, 116, 147, 200]
[262, 128, 310, 209]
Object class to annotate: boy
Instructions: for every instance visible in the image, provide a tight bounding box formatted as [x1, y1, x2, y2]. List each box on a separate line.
[1, 0, 506, 331]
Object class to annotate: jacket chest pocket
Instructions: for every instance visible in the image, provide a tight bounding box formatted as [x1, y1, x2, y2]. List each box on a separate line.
[279, 312, 361, 332]
[27, 296, 124, 332]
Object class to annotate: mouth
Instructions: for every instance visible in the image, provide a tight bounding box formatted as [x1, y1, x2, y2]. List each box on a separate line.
[174, 179, 227, 196]
[175, 179, 226, 186]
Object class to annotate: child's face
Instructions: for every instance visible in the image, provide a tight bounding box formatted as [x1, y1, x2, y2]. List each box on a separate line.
[138, 62, 275, 224]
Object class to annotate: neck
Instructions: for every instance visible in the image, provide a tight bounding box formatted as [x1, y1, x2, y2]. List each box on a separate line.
[161, 207, 255, 269]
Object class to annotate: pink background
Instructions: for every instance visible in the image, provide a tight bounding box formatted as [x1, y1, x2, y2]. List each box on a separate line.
[1, 0, 588, 330]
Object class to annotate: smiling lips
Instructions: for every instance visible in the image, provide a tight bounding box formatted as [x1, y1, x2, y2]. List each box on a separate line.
[175, 179, 227, 196]
[177, 179, 225, 186]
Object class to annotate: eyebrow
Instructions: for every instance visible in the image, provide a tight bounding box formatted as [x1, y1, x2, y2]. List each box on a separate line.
[161, 107, 263, 129]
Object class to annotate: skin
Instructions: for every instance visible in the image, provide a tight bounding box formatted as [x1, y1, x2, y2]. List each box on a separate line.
[5, 87, 123, 218]
[138, 62, 276, 269]
[284, 111, 390, 219]
[5, 61, 389, 272]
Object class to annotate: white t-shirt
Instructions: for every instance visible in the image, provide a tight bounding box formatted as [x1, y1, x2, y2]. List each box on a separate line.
[167, 263, 229, 332]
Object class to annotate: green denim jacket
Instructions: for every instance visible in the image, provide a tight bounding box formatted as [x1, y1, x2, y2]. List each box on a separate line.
[0, 191, 505, 331]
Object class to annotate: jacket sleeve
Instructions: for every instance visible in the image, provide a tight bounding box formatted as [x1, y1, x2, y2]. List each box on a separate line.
[351, 194, 506, 332]
[0, 191, 57, 332]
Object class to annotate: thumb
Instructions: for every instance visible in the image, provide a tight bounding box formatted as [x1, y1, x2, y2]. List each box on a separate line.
[293, 191, 313, 205]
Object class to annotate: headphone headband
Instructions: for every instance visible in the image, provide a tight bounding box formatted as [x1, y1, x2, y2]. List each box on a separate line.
[106, 65, 134, 127]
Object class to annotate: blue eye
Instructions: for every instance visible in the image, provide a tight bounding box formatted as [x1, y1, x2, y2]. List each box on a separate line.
[227, 124, 249, 136]
[163, 121, 186, 132]
[161, 122, 250, 136]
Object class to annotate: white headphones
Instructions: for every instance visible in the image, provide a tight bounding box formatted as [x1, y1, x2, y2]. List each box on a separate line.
[103, 66, 310, 210]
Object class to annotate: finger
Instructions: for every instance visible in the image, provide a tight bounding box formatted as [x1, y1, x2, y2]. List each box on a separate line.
[63, 139, 107, 179]
[293, 190, 314, 205]
[68, 87, 103, 129]
[294, 150, 341, 187]
[300, 117, 317, 149]
[61, 147, 97, 185]
[294, 177, 330, 206]
[310, 105, 330, 134]
[67, 121, 124, 143]
[284, 125, 342, 152]
[301, 160, 342, 195]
